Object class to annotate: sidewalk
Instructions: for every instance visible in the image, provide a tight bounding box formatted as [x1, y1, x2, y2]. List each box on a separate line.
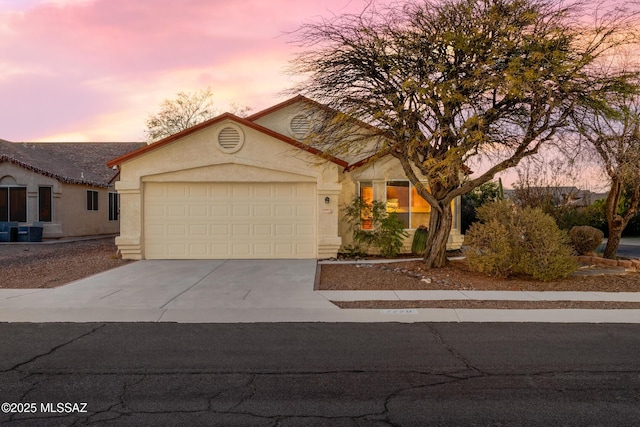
[318, 289, 640, 302]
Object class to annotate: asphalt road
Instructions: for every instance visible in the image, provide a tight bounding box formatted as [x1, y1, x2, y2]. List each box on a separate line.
[1, 323, 639, 426]
[615, 242, 640, 259]
[599, 237, 640, 259]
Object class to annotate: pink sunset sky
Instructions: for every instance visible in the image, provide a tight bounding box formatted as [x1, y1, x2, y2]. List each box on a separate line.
[0, 0, 376, 143]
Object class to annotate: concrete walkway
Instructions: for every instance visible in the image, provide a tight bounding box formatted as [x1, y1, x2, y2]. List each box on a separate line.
[0, 259, 639, 323]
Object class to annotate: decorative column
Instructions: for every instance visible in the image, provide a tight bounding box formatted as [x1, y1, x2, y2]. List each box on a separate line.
[114, 181, 143, 260]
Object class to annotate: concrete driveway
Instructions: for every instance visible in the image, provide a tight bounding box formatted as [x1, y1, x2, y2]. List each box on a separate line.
[0, 260, 338, 322]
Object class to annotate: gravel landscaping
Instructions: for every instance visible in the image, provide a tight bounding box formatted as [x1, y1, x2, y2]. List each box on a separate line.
[319, 259, 640, 292]
[319, 258, 640, 310]
[0, 237, 132, 289]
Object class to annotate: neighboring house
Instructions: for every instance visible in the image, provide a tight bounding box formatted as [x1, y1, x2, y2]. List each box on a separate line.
[504, 187, 608, 207]
[107, 96, 464, 260]
[0, 140, 144, 238]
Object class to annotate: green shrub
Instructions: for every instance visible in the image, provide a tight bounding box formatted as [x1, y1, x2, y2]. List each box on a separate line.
[411, 225, 429, 255]
[372, 210, 409, 257]
[464, 201, 577, 281]
[569, 226, 604, 255]
[343, 197, 409, 258]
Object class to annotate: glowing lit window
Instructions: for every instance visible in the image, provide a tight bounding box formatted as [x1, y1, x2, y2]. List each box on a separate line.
[410, 186, 431, 229]
[385, 181, 430, 229]
[359, 182, 373, 230]
[358, 180, 435, 230]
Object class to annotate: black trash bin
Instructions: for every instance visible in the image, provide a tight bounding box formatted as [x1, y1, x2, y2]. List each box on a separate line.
[9, 226, 18, 242]
[29, 226, 43, 242]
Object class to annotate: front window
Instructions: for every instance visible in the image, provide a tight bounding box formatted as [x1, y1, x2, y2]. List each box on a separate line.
[385, 181, 431, 229]
[0, 186, 27, 222]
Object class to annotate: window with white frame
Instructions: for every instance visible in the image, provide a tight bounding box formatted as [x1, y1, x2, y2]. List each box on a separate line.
[358, 180, 432, 230]
[385, 180, 431, 229]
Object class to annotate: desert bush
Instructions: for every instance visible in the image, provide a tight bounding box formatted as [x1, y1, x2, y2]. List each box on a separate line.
[569, 226, 604, 255]
[463, 218, 514, 277]
[373, 211, 409, 257]
[464, 201, 577, 281]
[411, 225, 429, 255]
[343, 197, 409, 258]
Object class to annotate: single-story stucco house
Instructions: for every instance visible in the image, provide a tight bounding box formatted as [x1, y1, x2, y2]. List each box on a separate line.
[0, 140, 144, 238]
[107, 96, 464, 260]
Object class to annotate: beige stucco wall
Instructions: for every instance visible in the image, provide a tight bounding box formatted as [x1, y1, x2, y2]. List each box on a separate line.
[253, 102, 383, 165]
[115, 118, 343, 259]
[56, 183, 121, 237]
[252, 103, 312, 140]
[0, 163, 120, 238]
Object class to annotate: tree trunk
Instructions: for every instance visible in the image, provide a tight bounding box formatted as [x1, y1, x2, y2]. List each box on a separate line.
[603, 225, 623, 259]
[423, 201, 453, 268]
[603, 180, 624, 259]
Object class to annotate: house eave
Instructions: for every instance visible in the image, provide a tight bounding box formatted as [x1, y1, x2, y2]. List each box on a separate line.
[1, 156, 112, 188]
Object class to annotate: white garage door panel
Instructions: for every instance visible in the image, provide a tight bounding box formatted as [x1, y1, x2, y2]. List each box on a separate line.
[144, 182, 317, 259]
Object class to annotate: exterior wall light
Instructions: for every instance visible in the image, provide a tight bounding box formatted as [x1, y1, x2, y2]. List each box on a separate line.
[324, 197, 330, 204]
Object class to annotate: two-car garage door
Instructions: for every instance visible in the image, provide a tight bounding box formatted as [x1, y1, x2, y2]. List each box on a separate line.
[144, 182, 317, 259]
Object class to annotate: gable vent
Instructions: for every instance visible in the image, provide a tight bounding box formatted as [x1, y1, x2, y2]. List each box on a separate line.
[290, 115, 311, 139]
[216, 125, 244, 153]
[218, 127, 241, 149]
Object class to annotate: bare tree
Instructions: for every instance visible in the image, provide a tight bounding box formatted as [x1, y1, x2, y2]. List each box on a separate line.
[573, 87, 640, 258]
[145, 88, 251, 142]
[289, 0, 639, 267]
[512, 157, 582, 209]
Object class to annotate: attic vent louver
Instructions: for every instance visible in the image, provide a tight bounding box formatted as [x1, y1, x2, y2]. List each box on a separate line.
[290, 114, 311, 139]
[216, 125, 244, 153]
